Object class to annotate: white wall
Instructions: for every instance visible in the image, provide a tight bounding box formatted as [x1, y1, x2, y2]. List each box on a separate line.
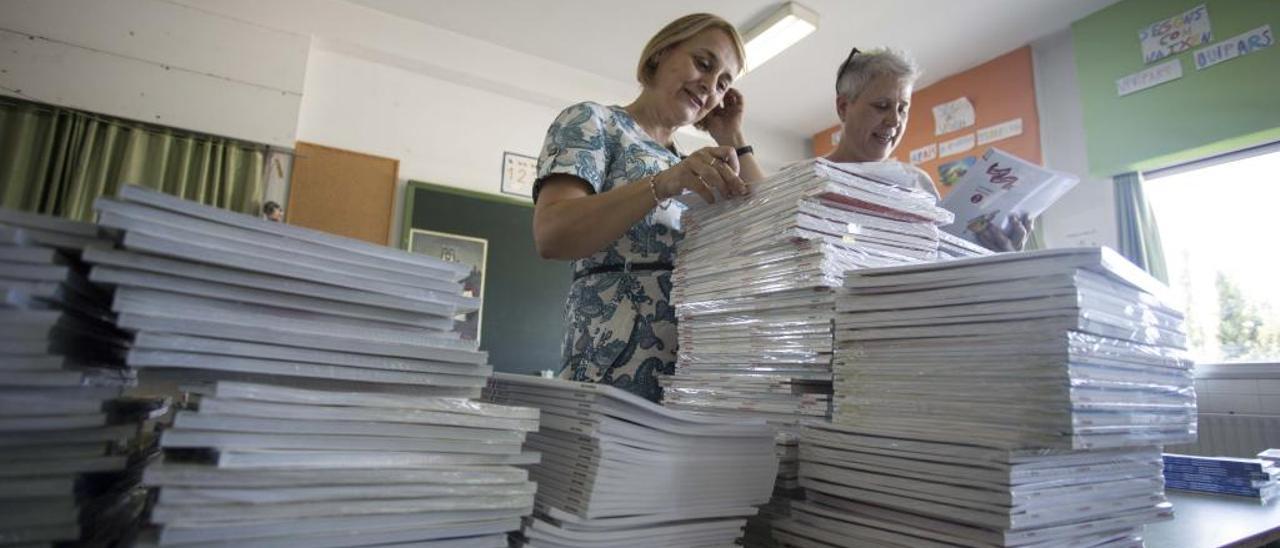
[295, 45, 565, 241]
[1030, 29, 1118, 251]
[294, 43, 807, 243]
[0, 0, 308, 148]
[0, 0, 809, 243]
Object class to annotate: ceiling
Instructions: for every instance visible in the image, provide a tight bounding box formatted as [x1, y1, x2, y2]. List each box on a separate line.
[351, 0, 1120, 140]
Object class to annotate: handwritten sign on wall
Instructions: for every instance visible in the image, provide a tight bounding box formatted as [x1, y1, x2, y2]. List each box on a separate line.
[932, 97, 976, 136]
[909, 144, 938, 164]
[976, 118, 1023, 146]
[1117, 59, 1183, 97]
[1139, 4, 1212, 64]
[1194, 25, 1274, 70]
[939, 134, 976, 158]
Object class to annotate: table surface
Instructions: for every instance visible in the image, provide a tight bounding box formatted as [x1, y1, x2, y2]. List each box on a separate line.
[1146, 491, 1280, 547]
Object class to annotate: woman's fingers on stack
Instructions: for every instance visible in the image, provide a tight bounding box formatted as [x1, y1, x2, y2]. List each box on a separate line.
[695, 158, 736, 200]
[696, 148, 745, 197]
[714, 146, 741, 174]
[681, 162, 719, 204]
[712, 146, 749, 195]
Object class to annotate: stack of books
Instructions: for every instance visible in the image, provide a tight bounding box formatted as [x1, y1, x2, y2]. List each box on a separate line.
[1163, 453, 1278, 503]
[87, 185, 485, 396]
[665, 159, 952, 545]
[78, 186, 539, 546]
[485, 373, 778, 547]
[1, 207, 166, 546]
[777, 247, 1197, 547]
[832, 247, 1197, 450]
[140, 381, 540, 546]
[777, 423, 1166, 547]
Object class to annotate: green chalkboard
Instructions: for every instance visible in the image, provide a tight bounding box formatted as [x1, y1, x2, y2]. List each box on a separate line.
[401, 181, 569, 375]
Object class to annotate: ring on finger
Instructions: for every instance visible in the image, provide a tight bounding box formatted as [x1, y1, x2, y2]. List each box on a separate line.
[694, 173, 713, 191]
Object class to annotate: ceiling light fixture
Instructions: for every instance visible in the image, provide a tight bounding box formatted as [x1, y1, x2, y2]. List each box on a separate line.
[742, 2, 819, 72]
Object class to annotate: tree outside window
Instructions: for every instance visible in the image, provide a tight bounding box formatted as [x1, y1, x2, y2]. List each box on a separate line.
[1146, 147, 1280, 364]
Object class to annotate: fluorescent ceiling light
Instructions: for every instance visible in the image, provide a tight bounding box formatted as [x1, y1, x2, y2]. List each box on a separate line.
[743, 2, 819, 72]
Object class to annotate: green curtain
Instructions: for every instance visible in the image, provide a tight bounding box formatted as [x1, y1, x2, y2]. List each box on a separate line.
[0, 99, 266, 222]
[1114, 171, 1168, 284]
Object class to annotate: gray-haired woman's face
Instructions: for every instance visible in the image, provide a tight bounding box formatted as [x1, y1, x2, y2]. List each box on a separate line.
[836, 74, 913, 162]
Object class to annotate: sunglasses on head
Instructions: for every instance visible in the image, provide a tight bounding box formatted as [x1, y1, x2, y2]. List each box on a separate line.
[836, 47, 861, 91]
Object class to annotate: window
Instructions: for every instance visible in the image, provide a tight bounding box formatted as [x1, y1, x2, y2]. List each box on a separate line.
[1145, 145, 1280, 364]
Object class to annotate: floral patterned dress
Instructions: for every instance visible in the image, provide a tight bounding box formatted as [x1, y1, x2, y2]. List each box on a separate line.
[534, 102, 686, 402]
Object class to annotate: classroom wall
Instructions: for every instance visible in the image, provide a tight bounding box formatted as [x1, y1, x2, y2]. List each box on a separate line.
[293, 45, 562, 245]
[892, 47, 1044, 199]
[0, 0, 309, 148]
[808, 41, 1114, 250]
[1073, 0, 1280, 177]
[0, 0, 810, 243]
[1030, 30, 1119, 251]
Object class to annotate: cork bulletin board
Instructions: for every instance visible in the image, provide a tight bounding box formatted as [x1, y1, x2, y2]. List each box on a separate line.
[287, 141, 398, 245]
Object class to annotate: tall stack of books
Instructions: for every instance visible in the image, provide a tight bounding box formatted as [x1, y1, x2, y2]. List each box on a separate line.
[1, 207, 166, 546]
[140, 381, 539, 547]
[486, 373, 778, 547]
[79, 185, 539, 547]
[665, 159, 952, 546]
[777, 248, 1197, 547]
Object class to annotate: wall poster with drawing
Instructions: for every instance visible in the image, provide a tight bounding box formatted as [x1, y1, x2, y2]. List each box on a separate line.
[408, 228, 488, 342]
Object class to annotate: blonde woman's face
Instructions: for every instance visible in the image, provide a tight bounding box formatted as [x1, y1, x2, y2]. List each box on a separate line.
[647, 29, 740, 127]
[837, 74, 913, 162]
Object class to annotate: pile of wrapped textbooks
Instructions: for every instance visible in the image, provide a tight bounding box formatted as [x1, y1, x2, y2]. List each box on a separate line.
[78, 186, 541, 547]
[776, 247, 1198, 547]
[665, 159, 952, 545]
[1, 207, 165, 546]
[486, 373, 777, 547]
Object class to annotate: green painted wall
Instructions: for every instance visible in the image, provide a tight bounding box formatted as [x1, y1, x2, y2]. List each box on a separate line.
[1073, 0, 1280, 177]
[401, 182, 569, 376]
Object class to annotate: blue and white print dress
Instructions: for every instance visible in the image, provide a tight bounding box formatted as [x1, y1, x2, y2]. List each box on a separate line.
[534, 102, 686, 402]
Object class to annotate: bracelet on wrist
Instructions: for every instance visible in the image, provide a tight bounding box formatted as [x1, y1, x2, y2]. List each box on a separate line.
[735, 145, 754, 157]
[647, 175, 663, 206]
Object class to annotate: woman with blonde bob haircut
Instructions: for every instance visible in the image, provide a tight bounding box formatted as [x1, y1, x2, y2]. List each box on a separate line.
[532, 13, 765, 401]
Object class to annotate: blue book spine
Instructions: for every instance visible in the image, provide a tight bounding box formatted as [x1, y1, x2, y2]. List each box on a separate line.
[1165, 480, 1264, 497]
[1164, 472, 1270, 488]
[1163, 464, 1270, 480]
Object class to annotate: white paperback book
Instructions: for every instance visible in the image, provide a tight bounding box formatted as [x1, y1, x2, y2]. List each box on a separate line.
[940, 148, 1079, 245]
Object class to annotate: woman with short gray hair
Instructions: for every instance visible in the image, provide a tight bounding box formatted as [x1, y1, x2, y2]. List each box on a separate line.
[826, 47, 1031, 251]
[827, 47, 922, 169]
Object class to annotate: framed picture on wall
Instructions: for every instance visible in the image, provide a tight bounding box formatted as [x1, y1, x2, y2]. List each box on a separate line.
[501, 151, 537, 199]
[407, 228, 489, 343]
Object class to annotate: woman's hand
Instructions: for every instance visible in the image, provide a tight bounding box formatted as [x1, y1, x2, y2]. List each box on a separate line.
[652, 146, 748, 204]
[976, 213, 1034, 252]
[697, 88, 746, 146]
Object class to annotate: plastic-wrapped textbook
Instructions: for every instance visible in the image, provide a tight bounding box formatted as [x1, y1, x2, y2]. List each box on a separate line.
[485, 373, 777, 547]
[7, 186, 549, 546]
[0, 207, 162, 547]
[775, 423, 1169, 548]
[669, 159, 953, 546]
[940, 148, 1078, 244]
